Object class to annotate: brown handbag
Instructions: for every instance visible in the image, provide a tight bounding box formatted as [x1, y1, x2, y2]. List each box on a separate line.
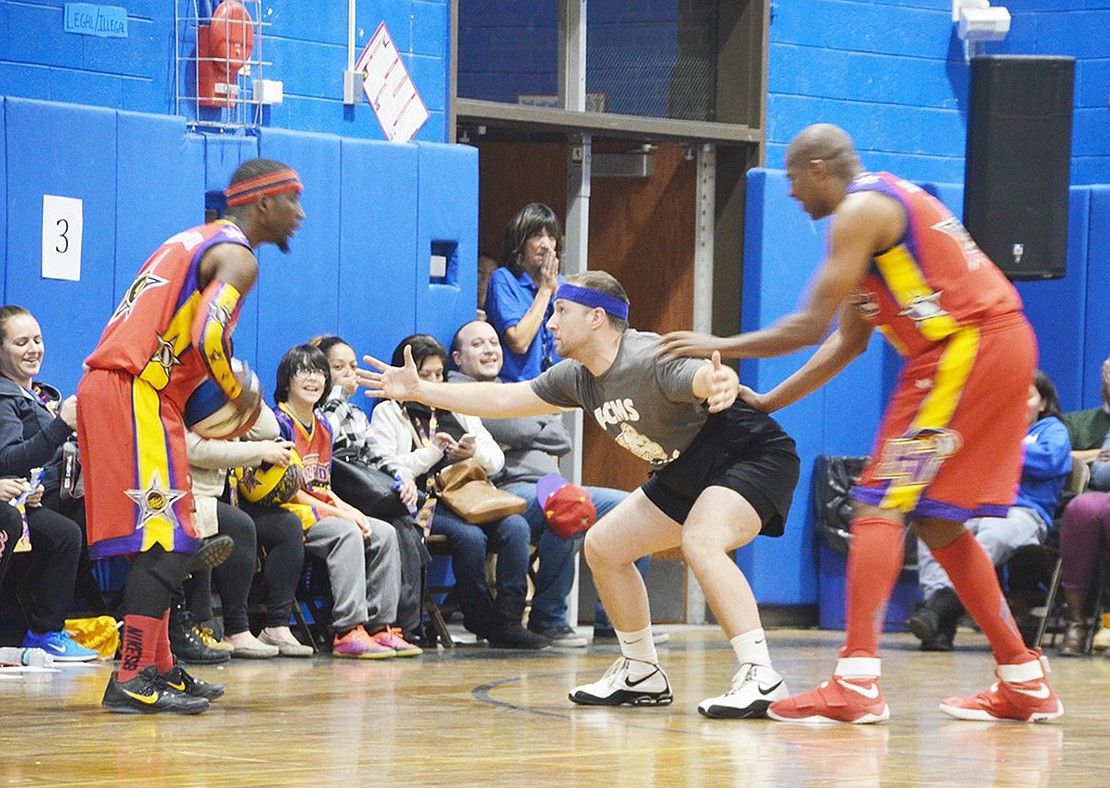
[434, 458, 527, 525]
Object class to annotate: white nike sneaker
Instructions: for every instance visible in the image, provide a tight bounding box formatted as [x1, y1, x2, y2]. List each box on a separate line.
[698, 663, 789, 719]
[569, 657, 673, 707]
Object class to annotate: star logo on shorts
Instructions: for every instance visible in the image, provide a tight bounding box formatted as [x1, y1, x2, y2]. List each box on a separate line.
[126, 469, 187, 532]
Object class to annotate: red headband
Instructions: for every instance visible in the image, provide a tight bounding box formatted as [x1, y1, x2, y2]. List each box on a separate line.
[224, 168, 303, 206]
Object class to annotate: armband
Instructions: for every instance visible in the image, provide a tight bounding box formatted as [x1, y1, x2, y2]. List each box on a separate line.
[192, 281, 244, 399]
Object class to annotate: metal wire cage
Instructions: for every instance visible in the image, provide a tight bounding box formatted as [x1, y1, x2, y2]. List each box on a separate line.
[174, 0, 270, 130]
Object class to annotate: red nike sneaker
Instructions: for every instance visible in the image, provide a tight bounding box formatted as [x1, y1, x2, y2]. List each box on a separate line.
[768, 657, 890, 724]
[939, 656, 1063, 722]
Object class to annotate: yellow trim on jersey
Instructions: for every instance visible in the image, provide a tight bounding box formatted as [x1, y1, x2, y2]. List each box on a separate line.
[138, 291, 202, 390]
[132, 379, 179, 552]
[879, 324, 980, 511]
[873, 245, 962, 342]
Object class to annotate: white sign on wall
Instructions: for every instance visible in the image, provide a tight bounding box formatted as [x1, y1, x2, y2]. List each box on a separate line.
[42, 195, 83, 281]
[356, 22, 430, 143]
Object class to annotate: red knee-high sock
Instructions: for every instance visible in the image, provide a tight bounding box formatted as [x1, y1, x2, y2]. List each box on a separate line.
[155, 610, 174, 673]
[118, 614, 165, 682]
[931, 530, 1031, 665]
[843, 516, 906, 659]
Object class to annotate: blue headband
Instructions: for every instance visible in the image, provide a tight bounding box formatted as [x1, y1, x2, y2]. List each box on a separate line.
[554, 283, 630, 321]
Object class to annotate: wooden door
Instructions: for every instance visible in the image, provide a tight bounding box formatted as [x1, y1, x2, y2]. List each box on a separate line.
[476, 140, 697, 493]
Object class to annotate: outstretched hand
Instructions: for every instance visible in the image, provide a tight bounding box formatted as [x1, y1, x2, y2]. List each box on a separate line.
[705, 352, 738, 413]
[737, 383, 770, 413]
[357, 345, 421, 402]
[657, 330, 727, 363]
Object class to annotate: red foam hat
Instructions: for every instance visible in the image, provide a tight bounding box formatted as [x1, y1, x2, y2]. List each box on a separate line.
[536, 474, 597, 539]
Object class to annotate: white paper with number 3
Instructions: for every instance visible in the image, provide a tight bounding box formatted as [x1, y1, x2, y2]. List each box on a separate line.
[42, 194, 83, 281]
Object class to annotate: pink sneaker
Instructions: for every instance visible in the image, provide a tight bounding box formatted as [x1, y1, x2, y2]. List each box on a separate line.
[371, 627, 423, 657]
[768, 657, 890, 724]
[332, 625, 394, 659]
[939, 656, 1063, 722]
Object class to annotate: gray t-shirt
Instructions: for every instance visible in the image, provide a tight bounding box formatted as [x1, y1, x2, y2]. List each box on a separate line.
[529, 329, 708, 469]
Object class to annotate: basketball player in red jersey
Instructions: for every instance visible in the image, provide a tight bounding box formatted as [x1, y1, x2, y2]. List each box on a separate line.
[659, 124, 1062, 723]
[78, 159, 304, 713]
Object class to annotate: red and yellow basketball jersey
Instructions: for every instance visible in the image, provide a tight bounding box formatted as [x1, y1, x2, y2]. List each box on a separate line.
[274, 404, 336, 529]
[84, 221, 252, 408]
[845, 172, 1023, 358]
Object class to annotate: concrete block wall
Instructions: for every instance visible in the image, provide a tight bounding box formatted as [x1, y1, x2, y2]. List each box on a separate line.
[767, 0, 1110, 185]
[0, 0, 450, 142]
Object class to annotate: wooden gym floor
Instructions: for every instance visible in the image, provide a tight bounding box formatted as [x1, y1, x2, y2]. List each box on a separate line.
[1, 626, 1107, 786]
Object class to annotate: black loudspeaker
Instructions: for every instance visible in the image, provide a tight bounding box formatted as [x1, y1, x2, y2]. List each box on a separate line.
[963, 55, 1074, 280]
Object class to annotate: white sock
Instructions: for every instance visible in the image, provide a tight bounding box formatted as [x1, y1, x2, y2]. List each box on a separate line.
[616, 625, 659, 675]
[731, 628, 772, 668]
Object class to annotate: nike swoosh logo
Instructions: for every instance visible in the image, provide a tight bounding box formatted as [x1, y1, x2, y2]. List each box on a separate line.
[758, 680, 783, 696]
[837, 679, 880, 699]
[1011, 683, 1051, 700]
[167, 681, 187, 692]
[626, 670, 660, 688]
[754, 638, 766, 645]
[123, 689, 159, 705]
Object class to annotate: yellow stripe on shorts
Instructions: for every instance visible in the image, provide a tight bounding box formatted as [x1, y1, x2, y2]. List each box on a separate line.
[131, 378, 182, 553]
[879, 325, 979, 511]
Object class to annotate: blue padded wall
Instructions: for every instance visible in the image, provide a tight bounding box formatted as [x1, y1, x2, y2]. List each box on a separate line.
[4, 98, 118, 397]
[254, 128, 343, 395]
[115, 111, 205, 308]
[1082, 186, 1110, 408]
[735, 169, 888, 606]
[414, 142, 478, 351]
[338, 137, 419, 366]
[0, 99, 6, 303]
[1014, 187, 1092, 412]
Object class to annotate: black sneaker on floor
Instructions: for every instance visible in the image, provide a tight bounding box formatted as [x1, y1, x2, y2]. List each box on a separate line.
[102, 666, 210, 714]
[529, 624, 588, 648]
[486, 623, 551, 650]
[188, 534, 235, 572]
[170, 611, 231, 665]
[162, 662, 224, 701]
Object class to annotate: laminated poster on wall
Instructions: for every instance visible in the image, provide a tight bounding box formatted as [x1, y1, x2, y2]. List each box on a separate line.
[41, 195, 83, 281]
[355, 22, 430, 144]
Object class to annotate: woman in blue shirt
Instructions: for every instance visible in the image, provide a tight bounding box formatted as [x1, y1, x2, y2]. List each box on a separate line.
[484, 203, 564, 382]
[909, 369, 1071, 651]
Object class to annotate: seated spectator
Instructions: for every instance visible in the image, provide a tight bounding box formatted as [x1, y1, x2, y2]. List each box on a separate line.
[484, 203, 565, 382]
[367, 334, 547, 649]
[908, 370, 1070, 650]
[315, 334, 431, 645]
[0, 305, 97, 661]
[1057, 425, 1110, 655]
[271, 344, 419, 658]
[186, 407, 311, 658]
[1063, 354, 1110, 470]
[0, 478, 38, 611]
[449, 319, 661, 647]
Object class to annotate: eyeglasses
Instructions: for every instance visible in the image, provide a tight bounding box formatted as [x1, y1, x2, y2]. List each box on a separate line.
[293, 369, 326, 381]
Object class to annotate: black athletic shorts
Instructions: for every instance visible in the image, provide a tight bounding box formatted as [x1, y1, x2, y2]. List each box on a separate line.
[640, 401, 799, 537]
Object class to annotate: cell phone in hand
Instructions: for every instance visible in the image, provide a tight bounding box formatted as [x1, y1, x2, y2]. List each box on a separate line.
[459, 433, 476, 447]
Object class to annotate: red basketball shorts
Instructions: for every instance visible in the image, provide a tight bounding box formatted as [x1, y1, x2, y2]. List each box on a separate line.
[852, 312, 1036, 522]
[77, 368, 199, 559]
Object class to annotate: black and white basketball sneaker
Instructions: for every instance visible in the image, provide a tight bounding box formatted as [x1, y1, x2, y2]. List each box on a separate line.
[698, 663, 789, 719]
[569, 657, 673, 706]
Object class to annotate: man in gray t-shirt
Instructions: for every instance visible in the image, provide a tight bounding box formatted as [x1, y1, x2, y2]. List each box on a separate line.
[361, 271, 799, 720]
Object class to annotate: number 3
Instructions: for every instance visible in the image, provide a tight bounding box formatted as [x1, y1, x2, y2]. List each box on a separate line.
[56, 219, 69, 254]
